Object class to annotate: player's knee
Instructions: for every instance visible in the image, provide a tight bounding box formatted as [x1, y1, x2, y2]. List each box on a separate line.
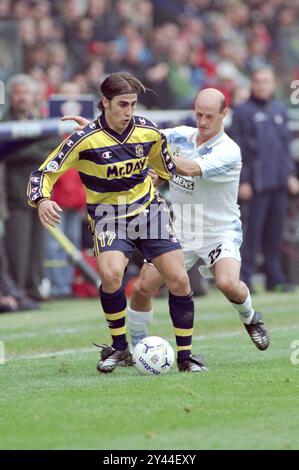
[167, 271, 190, 295]
[133, 278, 155, 300]
[216, 276, 239, 296]
[100, 270, 123, 291]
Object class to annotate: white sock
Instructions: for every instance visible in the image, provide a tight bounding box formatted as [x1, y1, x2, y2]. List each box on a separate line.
[127, 306, 153, 349]
[230, 290, 255, 325]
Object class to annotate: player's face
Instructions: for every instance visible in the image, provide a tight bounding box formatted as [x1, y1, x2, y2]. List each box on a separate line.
[103, 94, 137, 134]
[195, 102, 226, 142]
[10, 84, 36, 114]
[251, 70, 275, 101]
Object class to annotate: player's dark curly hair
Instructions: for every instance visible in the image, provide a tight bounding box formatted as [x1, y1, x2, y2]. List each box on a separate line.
[98, 72, 147, 111]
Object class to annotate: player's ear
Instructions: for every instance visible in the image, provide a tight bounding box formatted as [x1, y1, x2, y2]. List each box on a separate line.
[102, 96, 109, 110]
[222, 107, 228, 118]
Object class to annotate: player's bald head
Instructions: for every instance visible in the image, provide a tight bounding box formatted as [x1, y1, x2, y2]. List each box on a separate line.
[195, 88, 228, 144]
[196, 88, 227, 114]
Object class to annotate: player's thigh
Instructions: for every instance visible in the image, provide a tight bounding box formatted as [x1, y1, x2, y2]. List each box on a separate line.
[198, 238, 241, 285]
[92, 217, 135, 278]
[200, 238, 241, 272]
[96, 250, 128, 280]
[211, 257, 241, 285]
[151, 249, 190, 293]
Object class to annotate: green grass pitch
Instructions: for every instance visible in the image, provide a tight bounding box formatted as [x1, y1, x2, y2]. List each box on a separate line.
[1, 288, 299, 450]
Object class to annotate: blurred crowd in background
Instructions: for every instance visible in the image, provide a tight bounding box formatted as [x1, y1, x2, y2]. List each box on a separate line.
[1, 0, 299, 312]
[1, 0, 299, 109]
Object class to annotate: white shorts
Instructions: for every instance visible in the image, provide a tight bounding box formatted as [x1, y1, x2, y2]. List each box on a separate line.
[182, 236, 242, 278]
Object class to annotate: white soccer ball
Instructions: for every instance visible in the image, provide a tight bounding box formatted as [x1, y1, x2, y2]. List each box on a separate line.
[133, 336, 175, 376]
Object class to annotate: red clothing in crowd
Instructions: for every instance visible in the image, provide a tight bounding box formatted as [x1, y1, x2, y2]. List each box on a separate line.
[51, 168, 86, 210]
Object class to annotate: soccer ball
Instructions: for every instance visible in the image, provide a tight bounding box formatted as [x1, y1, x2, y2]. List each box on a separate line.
[133, 336, 175, 376]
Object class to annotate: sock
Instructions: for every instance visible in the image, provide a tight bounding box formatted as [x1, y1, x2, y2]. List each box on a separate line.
[127, 307, 153, 349]
[169, 292, 194, 362]
[99, 285, 128, 350]
[230, 290, 255, 325]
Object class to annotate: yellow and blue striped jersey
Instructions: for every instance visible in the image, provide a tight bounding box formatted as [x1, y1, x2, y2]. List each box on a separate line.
[27, 114, 176, 221]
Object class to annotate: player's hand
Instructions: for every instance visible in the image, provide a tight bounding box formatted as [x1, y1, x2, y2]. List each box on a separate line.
[238, 182, 253, 201]
[37, 199, 62, 228]
[61, 115, 90, 131]
[148, 169, 159, 186]
[287, 175, 299, 195]
[148, 169, 166, 187]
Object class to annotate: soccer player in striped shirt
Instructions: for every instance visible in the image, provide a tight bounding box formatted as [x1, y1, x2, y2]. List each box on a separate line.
[28, 72, 207, 373]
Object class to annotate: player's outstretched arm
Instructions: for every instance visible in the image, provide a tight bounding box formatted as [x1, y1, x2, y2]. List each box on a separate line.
[37, 199, 62, 229]
[148, 169, 165, 187]
[61, 115, 90, 130]
[174, 156, 202, 177]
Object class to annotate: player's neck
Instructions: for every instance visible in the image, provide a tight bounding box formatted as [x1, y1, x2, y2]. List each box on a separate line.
[196, 128, 222, 147]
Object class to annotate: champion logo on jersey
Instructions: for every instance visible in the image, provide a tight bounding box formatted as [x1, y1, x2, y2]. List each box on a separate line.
[101, 151, 113, 159]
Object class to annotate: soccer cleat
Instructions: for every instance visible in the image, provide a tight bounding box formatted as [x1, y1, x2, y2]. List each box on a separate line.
[243, 311, 270, 350]
[93, 343, 133, 373]
[177, 354, 208, 372]
[94, 343, 134, 367]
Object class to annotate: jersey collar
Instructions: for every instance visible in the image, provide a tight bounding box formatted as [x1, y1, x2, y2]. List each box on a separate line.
[194, 127, 225, 150]
[99, 113, 135, 144]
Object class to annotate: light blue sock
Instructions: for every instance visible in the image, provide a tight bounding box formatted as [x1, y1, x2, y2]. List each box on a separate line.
[231, 290, 255, 325]
[127, 307, 153, 349]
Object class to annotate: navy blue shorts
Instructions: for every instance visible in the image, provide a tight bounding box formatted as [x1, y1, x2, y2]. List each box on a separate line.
[91, 198, 181, 262]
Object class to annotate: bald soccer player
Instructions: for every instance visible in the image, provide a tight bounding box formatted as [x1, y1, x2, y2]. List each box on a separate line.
[128, 88, 270, 354]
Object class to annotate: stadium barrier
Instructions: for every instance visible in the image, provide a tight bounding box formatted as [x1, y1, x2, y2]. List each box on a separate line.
[1, 110, 299, 159]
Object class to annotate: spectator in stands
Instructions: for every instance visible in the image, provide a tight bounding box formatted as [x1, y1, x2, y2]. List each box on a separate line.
[0, 163, 18, 313]
[44, 81, 86, 298]
[0, 161, 41, 312]
[2, 74, 59, 302]
[231, 66, 299, 292]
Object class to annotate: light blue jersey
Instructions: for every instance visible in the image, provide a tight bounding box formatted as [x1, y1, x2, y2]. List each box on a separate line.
[163, 126, 242, 243]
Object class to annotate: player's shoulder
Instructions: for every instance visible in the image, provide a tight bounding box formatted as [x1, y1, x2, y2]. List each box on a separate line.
[163, 126, 196, 145]
[56, 119, 100, 153]
[68, 119, 100, 143]
[218, 132, 241, 159]
[134, 115, 160, 132]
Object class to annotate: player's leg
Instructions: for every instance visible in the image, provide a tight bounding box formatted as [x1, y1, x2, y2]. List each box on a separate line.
[212, 257, 270, 350]
[128, 247, 201, 349]
[128, 262, 164, 348]
[95, 250, 132, 372]
[152, 249, 207, 371]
